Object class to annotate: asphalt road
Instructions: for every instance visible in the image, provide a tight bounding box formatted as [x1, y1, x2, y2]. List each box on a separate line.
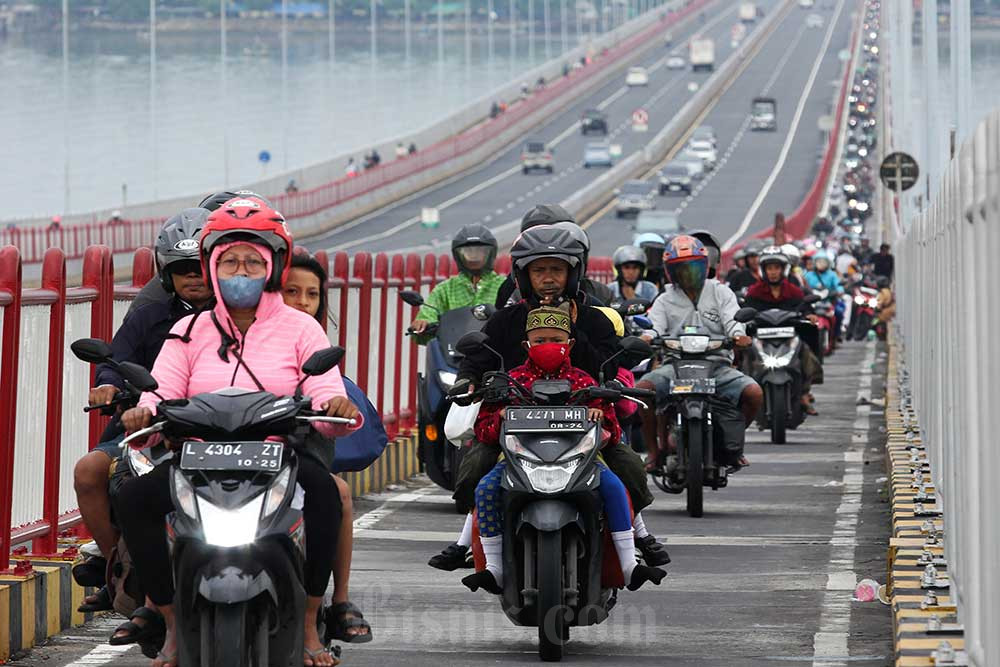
[582, 0, 854, 253]
[14, 340, 892, 666]
[301, 0, 783, 257]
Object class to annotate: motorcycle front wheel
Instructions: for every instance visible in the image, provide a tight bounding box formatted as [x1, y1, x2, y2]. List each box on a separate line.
[537, 530, 567, 662]
[686, 423, 704, 518]
[200, 602, 267, 667]
[769, 384, 787, 444]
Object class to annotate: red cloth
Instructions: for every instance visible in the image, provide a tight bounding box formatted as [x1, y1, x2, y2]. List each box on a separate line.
[474, 358, 621, 446]
[745, 279, 805, 304]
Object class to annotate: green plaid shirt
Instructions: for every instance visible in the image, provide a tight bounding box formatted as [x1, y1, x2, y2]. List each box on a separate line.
[415, 271, 506, 341]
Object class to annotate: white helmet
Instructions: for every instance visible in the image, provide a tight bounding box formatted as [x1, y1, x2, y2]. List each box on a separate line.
[780, 243, 801, 267]
[758, 245, 790, 284]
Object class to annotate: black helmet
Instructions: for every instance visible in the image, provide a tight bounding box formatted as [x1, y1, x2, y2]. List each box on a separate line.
[520, 204, 575, 231]
[451, 223, 498, 276]
[198, 190, 273, 212]
[510, 225, 585, 302]
[156, 208, 210, 292]
[688, 229, 721, 278]
[549, 221, 591, 277]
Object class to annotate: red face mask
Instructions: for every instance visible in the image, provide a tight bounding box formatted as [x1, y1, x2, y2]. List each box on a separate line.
[527, 342, 570, 374]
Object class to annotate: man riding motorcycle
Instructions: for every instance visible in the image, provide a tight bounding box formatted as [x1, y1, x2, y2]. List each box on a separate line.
[72, 208, 213, 616]
[429, 224, 669, 572]
[804, 251, 845, 341]
[409, 224, 506, 337]
[741, 247, 823, 415]
[637, 236, 763, 473]
[608, 245, 658, 301]
[727, 241, 764, 292]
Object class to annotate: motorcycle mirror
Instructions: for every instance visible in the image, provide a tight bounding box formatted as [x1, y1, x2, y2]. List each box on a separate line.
[117, 361, 159, 393]
[302, 346, 345, 376]
[611, 298, 651, 317]
[734, 307, 758, 323]
[803, 293, 821, 305]
[70, 338, 114, 364]
[399, 290, 425, 307]
[472, 303, 495, 321]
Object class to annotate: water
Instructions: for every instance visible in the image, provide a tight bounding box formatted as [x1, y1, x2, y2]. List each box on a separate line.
[1, 20, 598, 219]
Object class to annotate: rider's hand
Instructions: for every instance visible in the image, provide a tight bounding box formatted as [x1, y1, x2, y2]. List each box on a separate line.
[587, 408, 604, 423]
[640, 333, 654, 343]
[88, 384, 118, 407]
[410, 319, 429, 334]
[807, 314, 819, 324]
[733, 335, 752, 348]
[323, 396, 360, 421]
[121, 407, 153, 433]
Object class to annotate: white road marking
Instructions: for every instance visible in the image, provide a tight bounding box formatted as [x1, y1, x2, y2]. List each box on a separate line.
[811, 339, 876, 667]
[64, 644, 134, 667]
[724, 0, 848, 250]
[353, 484, 439, 530]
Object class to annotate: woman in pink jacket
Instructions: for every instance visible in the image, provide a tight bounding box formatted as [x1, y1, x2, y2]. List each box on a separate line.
[117, 198, 359, 667]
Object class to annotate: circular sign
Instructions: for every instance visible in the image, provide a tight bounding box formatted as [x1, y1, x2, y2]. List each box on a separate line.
[632, 109, 649, 125]
[879, 152, 920, 192]
[258, 150, 271, 164]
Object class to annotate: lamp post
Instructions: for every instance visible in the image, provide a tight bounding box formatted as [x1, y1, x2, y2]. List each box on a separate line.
[221, 0, 229, 186]
[62, 0, 70, 213]
[150, 0, 157, 198]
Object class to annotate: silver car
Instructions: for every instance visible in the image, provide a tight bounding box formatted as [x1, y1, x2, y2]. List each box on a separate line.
[632, 210, 682, 244]
[691, 125, 717, 147]
[583, 142, 613, 168]
[615, 180, 657, 217]
[684, 138, 718, 170]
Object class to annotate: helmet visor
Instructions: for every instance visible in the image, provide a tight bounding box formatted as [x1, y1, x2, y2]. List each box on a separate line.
[457, 245, 491, 272]
[667, 258, 707, 295]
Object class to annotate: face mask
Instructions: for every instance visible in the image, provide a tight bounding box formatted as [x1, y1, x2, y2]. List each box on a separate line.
[527, 342, 570, 374]
[218, 275, 266, 309]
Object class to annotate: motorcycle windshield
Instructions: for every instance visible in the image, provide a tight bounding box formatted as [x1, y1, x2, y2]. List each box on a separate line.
[436, 307, 485, 361]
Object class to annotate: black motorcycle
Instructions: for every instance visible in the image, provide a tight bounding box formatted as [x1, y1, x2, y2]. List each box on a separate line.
[113, 347, 354, 667]
[649, 309, 756, 518]
[452, 333, 654, 661]
[399, 290, 493, 495]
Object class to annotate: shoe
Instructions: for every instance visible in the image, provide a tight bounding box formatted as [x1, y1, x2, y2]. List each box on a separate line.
[626, 564, 667, 591]
[635, 534, 671, 566]
[725, 455, 749, 475]
[664, 454, 679, 475]
[427, 543, 473, 571]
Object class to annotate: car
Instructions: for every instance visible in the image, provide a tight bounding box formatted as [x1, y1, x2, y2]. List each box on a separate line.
[683, 138, 718, 170]
[580, 109, 608, 135]
[798, 0, 814, 7]
[583, 142, 613, 168]
[632, 209, 682, 244]
[658, 162, 692, 195]
[626, 66, 649, 87]
[615, 180, 657, 217]
[750, 96, 777, 131]
[806, 12, 824, 28]
[675, 156, 706, 181]
[666, 55, 686, 70]
[691, 125, 717, 147]
[520, 140, 554, 174]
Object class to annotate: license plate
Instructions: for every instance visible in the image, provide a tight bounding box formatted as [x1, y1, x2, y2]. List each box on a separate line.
[757, 326, 796, 339]
[180, 441, 283, 472]
[668, 184, 681, 190]
[670, 378, 716, 395]
[504, 407, 590, 432]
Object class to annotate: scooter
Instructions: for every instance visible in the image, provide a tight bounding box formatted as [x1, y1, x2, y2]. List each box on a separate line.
[399, 290, 493, 494]
[113, 347, 354, 667]
[849, 285, 879, 340]
[808, 289, 837, 357]
[451, 333, 654, 662]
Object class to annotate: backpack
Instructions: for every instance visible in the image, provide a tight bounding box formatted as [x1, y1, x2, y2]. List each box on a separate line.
[330, 376, 388, 473]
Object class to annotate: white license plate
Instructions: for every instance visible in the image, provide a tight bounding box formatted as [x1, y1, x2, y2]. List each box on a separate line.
[757, 326, 795, 339]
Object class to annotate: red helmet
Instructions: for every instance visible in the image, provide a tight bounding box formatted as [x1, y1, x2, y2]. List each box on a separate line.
[200, 197, 292, 290]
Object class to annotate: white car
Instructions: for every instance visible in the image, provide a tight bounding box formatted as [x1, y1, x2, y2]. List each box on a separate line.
[684, 138, 718, 170]
[626, 66, 650, 87]
[666, 56, 686, 70]
[806, 13, 824, 28]
[798, 0, 814, 7]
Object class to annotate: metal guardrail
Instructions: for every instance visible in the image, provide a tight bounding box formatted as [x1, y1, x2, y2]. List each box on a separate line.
[894, 109, 1000, 667]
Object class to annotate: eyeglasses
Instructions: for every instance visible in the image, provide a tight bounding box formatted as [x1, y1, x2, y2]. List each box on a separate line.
[217, 256, 267, 276]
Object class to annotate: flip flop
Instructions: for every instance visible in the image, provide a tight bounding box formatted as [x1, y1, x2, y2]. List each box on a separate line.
[304, 645, 341, 667]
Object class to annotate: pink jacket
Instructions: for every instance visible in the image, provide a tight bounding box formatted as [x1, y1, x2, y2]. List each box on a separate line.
[139, 243, 361, 437]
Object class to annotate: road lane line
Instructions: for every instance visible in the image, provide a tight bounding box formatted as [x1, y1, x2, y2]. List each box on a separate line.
[64, 644, 134, 667]
[723, 0, 848, 250]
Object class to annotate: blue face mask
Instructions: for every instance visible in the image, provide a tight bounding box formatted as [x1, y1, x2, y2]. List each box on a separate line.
[217, 275, 266, 309]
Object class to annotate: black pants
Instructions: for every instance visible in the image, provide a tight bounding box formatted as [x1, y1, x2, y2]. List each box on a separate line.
[115, 456, 341, 606]
[453, 439, 655, 515]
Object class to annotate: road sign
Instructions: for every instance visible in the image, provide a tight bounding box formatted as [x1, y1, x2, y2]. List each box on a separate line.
[421, 207, 440, 228]
[609, 144, 623, 159]
[632, 108, 649, 132]
[880, 152, 919, 192]
[258, 150, 271, 164]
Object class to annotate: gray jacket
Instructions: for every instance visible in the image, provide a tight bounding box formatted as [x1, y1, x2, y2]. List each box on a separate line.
[648, 279, 746, 362]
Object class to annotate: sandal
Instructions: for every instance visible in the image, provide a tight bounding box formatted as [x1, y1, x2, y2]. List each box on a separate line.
[72, 555, 107, 588]
[78, 585, 113, 613]
[304, 645, 341, 667]
[323, 601, 373, 644]
[108, 606, 166, 646]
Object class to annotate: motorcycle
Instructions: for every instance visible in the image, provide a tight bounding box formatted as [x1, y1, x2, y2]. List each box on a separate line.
[399, 290, 493, 495]
[452, 332, 654, 661]
[743, 304, 816, 444]
[808, 289, 837, 357]
[849, 285, 879, 340]
[111, 346, 354, 667]
[647, 308, 756, 517]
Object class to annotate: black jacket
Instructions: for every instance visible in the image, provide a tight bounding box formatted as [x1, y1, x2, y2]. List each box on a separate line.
[728, 269, 760, 294]
[871, 253, 894, 279]
[457, 299, 621, 385]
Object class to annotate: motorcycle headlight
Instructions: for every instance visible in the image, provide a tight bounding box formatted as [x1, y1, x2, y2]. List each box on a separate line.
[761, 339, 798, 369]
[262, 466, 292, 519]
[172, 468, 199, 520]
[198, 492, 265, 548]
[521, 457, 581, 494]
[854, 295, 866, 305]
[680, 335, 710, 353]
[868, 297, 879, 308]
[437, 370, 457, 388]
[128, 447, 155, 476]
[504, 434, 541, 462]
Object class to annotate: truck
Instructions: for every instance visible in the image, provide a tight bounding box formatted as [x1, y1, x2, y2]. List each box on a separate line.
[739, 2, 756, 22]
[690, 38, 715, 72]
[750, 96, 777, 131]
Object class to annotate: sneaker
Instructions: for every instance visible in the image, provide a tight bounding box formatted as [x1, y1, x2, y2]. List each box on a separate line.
[635, 534, 671, 566]
[428, 543, 473, 571]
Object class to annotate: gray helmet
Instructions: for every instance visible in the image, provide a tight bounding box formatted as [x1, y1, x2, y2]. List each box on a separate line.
[520, 204, 575, 231]
[451, 224, 498, 276]
[612, 245, 646, 270]
[744, 239, 766, 257]
[510, 225, 584, 300]
[156, 207, 209, 292]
